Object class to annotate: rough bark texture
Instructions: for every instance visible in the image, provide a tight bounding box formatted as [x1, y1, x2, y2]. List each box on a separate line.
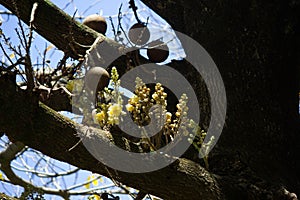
[0, 0, 300, 199]
[143, 0, 300, 193]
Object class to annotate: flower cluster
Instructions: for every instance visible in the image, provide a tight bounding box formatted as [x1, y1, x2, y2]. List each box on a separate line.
[90, 68, 213, 167]
[110, 66, 119, 84]
[153, 93, 188, 143]
[107, 103, 123, 125]
[152, 83, 167, 106]
[151, 83, 168, 126]
[149, 83, 169, 148]
[92, 67, 125, 128]
[126, 77, 153, 126]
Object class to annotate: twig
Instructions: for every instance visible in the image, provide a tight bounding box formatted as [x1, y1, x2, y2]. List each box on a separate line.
[0, 39, 27, 82]
[0, 10, 13, 15]
[15, 28, 26, 50]
[5, 57, 25, 71]
[109, 16, 117, 41]
[116, 4, 123, 34]
[42, 43, 48, 75]
[2, 33, 22, 57]
[0, 41, 14, 65]
[64, 9, 87, 58]
[52, 54, 68, 77]
[116, 4, 133, 46]
[12, 0, 28, 48]
[24, 2, 38, 91]
[11, 164, 80, 178]
[129, 0, 141, 24]
[61, 0, 74, 11]
[68, 138, 83, 152]
[81, 0, 102, 16]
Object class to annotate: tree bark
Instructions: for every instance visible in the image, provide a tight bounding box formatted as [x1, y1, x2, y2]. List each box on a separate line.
[143, 0, 300, 192]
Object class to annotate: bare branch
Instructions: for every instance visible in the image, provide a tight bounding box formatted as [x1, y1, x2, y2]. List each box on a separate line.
[23, 2, 38, 90]
[129, 0, 142, 24]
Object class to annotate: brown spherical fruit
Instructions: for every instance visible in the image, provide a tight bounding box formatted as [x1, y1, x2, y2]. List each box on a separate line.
[83, 14, 107, 35]
[128, 23, 150, 46]
[147, 40, 169, 63]
[85, 67, 110, 92]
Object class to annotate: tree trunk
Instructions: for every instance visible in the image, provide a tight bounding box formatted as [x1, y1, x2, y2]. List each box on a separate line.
[142, 0, 300, 193]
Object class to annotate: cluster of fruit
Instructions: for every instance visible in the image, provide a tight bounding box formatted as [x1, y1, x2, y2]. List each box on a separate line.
[82, 14, 169, 63]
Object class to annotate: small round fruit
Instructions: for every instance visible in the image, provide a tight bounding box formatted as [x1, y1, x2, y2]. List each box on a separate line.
[83, 14, 107, 35]
[147, 40, 169, 63]
[128, 23, 150, 46]
[85, 67, 110, 92]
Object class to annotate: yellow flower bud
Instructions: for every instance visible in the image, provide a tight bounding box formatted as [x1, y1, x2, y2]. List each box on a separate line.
[152, 93, 159, 100]
[131, 95, 139, 104]
[126, 104, 134, 112]
[108, 104, 122, 117]
[107, 103, 123, 125]
[95, 111, 106, 123]
[165, 112, 172, 122]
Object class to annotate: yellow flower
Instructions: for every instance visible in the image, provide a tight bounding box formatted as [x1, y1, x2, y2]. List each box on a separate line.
[111, 66, 119, 83]
[89, 194, 100, 200]
[95, 111, 106, 123]
[165, 112, 172, 123]
[108, 104, 122, 116]
[126, 104, 134, 112]
[130, 95, 139, 104]
[175, 111, 181, 117]
[108, 103, 123, 124]
[152, 93, 159, 100]
[0, 172, 4, 180]
[176, 104, 182, 110]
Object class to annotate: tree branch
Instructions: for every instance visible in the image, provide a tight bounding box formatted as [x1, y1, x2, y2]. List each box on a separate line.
[0, 73, 221, 200]
[38, 86, 73, 112]
[0, 0, 120, 60]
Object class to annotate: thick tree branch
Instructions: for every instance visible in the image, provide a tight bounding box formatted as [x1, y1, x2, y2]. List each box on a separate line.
[38, 86, 73, 112]
[0, 0, 120, 60]
[0, 73, 221, 199]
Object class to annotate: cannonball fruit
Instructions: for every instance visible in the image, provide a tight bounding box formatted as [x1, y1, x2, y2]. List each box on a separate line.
[85, 67, 110, 93]
[83, 14, 107, 35]
[128, 23, 150, 46]
[147, 40, 169, 63]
